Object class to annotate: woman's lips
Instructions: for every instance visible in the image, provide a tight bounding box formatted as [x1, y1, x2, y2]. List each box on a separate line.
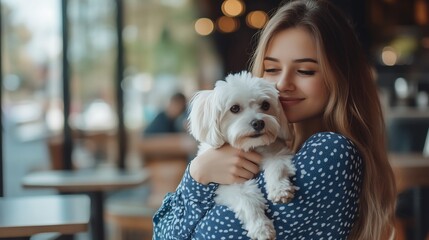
[279, 97, 304, 108]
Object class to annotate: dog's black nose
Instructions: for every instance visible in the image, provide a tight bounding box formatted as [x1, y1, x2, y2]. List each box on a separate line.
[251, 119, 265, 131]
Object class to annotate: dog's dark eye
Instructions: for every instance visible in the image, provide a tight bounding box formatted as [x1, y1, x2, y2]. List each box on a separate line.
[230, 105, 240, 113]
[261, 101, 270, 111]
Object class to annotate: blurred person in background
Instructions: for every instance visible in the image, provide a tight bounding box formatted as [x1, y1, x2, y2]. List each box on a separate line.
[143, 92, 188, 137]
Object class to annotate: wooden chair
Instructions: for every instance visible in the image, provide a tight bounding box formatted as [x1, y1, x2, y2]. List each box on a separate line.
[47, 135, 66, 170]
[105, 201, 157, 240]
[105, 133, 196, 239]
[46, 130, 115, 170]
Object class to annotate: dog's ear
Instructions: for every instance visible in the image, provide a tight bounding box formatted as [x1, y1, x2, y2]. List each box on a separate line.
[277, 102, 291, 141]
[188, 90, 225, 148]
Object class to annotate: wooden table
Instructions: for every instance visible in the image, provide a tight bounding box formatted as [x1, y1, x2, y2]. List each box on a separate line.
[0, 195, 90, 239]
[389, 153, 429, 193]
[22, 169, 149, 240]
[389, 153, 429, 240]
[386, 107, 429, 120]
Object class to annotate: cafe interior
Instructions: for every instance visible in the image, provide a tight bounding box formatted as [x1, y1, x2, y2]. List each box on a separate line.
[1, 0, 429, 239]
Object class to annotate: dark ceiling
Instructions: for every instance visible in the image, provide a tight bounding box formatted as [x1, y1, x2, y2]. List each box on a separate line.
[195, 0, 368, 75]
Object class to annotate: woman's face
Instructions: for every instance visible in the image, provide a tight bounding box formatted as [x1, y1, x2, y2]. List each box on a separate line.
[263, 27, 329, 124]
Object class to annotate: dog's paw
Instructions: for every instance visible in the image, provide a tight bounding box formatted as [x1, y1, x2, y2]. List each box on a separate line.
[267, 179, 297, 204]
[246, 218, 275, 240]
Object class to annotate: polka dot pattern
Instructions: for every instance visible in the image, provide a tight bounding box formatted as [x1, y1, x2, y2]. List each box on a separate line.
[153, 132, 363, 239]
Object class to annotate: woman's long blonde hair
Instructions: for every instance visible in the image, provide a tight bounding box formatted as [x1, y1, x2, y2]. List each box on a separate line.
[250, 0, 396, 239]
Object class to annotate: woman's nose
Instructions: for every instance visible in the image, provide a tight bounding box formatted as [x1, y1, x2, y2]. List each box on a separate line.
[276, 76, 295, 92]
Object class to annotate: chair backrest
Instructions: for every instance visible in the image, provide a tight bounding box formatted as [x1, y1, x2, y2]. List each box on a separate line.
[423, 128, 429, 157]
[47, 136, 65, 170]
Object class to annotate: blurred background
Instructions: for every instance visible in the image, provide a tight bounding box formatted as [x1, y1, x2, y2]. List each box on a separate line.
[1, 0, 429, 239]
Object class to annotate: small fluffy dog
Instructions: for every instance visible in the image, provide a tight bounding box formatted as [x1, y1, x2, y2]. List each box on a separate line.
[188, 71, 296, 240]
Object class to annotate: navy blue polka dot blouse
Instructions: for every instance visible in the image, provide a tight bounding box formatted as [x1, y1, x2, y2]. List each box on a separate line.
[153, 132, 363, 239]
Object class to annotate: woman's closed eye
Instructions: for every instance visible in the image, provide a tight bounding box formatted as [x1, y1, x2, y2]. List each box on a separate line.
[264, 68, 280, 73]
[297, 70, 316, 76]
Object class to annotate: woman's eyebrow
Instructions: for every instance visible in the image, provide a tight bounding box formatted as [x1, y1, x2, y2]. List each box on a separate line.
[293, 58, 318, 63]
[263, 57, 318, 64]
[263, 57, 279, 62]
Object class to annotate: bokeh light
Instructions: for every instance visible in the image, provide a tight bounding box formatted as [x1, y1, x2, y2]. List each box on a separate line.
[217, 16, 239, 33]
[195, 18, 214, 36]
[246, 11, 268, 29]
[381, 46, 398, 66]
[221, 0, 245, 17]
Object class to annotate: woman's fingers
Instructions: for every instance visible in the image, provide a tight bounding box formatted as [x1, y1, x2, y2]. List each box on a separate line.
[189, 144, 263, 185]
[230, 164, 255, 181]
[236, 157, 260, 176]
[239, 150, 263, 166]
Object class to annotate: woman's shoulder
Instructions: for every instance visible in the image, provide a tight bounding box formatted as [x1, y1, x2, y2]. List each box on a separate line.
[304, 131, 354, 146]
[295, 131, 362, 168]
[301, 132, 359, 154]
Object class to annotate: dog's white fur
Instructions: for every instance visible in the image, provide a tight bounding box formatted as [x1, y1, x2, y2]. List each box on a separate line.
[188, 71, 296, 240]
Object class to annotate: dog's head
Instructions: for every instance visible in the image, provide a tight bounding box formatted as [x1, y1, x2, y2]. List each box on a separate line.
[188, 71, 289, 151]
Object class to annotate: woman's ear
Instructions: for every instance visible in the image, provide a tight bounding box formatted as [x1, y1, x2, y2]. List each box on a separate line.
[188, 90, 224, 148]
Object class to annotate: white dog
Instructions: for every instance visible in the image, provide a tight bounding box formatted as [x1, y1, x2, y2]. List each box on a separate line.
[188, 71, 296, 240]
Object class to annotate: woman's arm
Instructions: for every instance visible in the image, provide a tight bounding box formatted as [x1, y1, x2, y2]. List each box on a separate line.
[282, 132, 363, 239]
[153, 145, 262, 239]
[153, 165, 218, 240]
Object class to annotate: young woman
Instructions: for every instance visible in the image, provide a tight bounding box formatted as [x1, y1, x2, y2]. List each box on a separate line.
[153, 0, 397, 239]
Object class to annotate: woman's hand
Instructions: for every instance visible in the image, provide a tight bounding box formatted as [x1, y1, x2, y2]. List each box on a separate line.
[189, 144, 262, 185]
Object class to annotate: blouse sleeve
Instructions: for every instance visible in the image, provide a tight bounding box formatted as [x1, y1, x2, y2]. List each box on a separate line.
[283, 132, 363, 239]
[152, 164, 219, 240]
